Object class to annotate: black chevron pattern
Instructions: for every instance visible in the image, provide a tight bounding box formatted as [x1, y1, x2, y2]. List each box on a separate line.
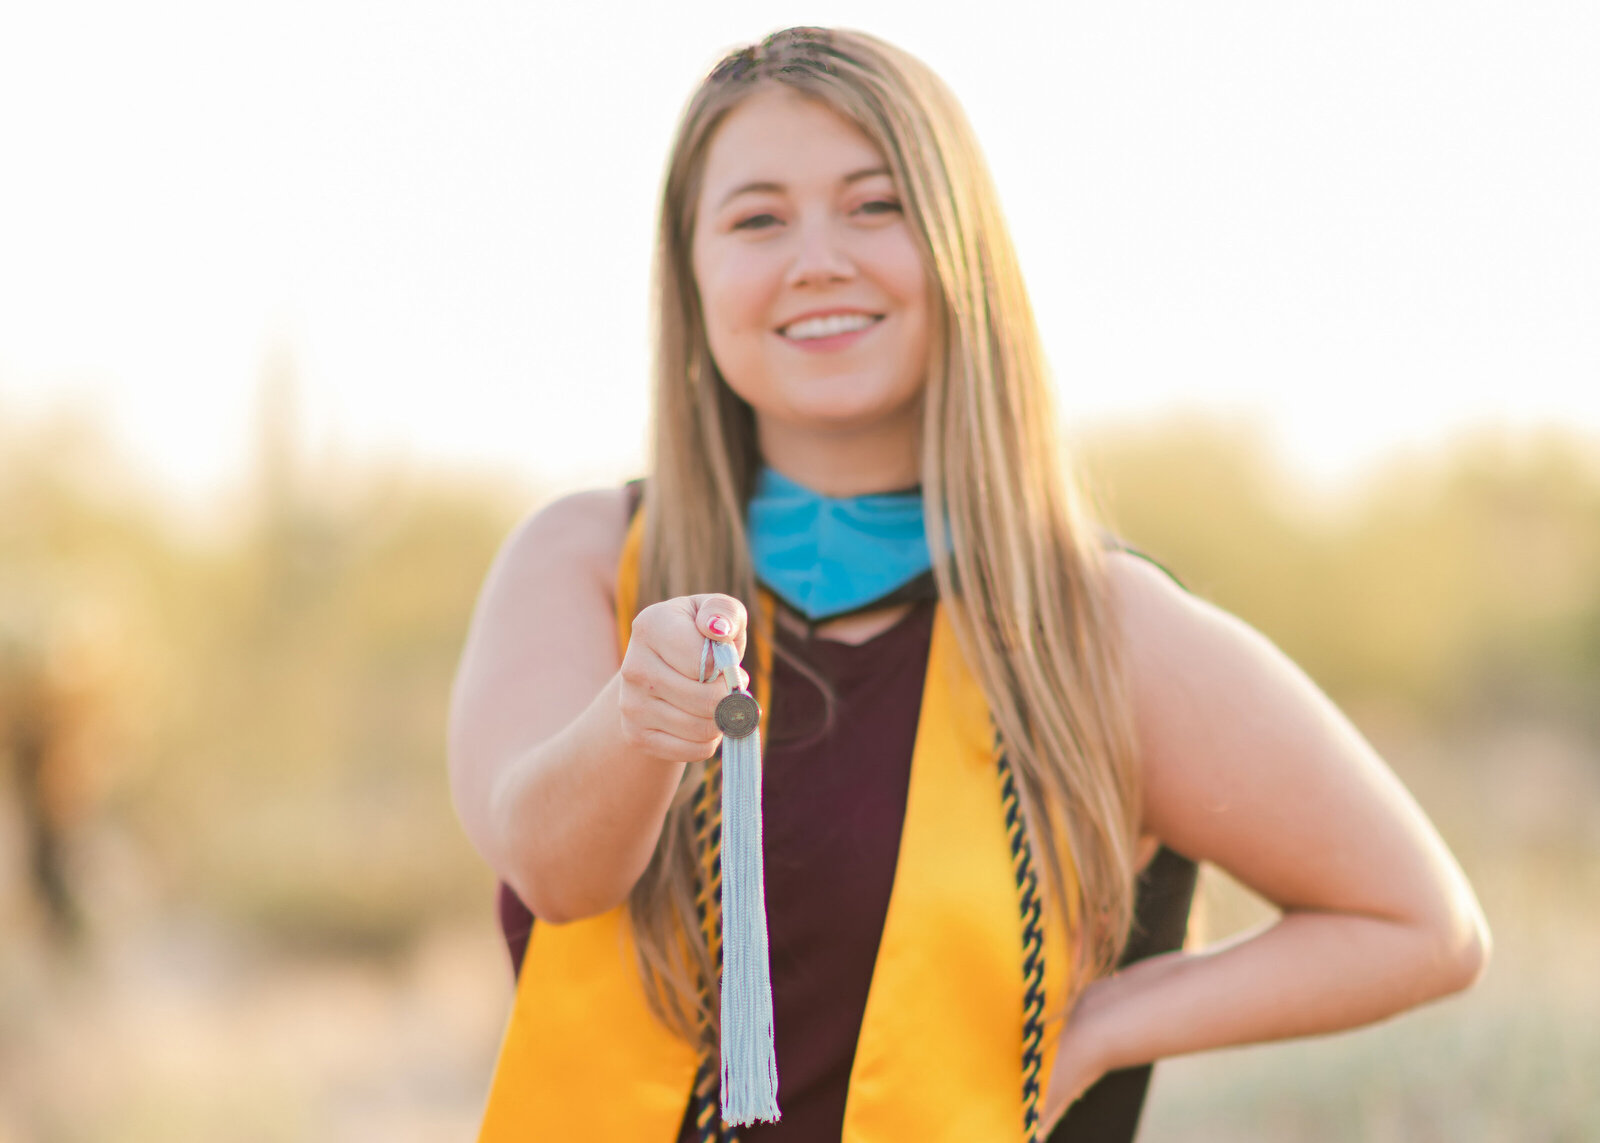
[692, 757, 738, 1143]
[998, 744, 1048, 1142]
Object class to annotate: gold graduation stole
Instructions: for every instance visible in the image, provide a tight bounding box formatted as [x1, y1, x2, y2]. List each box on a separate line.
[477, 508, 1076, 1141]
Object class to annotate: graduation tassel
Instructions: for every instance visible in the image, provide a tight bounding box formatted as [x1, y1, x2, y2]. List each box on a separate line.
[702, 636, 781, 1126]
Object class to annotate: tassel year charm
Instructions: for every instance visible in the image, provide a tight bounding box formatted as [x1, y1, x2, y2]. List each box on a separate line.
[701, 636, 781, 1126]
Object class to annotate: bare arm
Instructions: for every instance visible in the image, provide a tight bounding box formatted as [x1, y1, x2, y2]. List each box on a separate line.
[1043, 553, 1490, 1126]
[446, 489, 747, 925]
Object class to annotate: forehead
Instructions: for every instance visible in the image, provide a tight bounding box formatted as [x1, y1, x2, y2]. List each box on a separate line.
[698, 87, 887, 203]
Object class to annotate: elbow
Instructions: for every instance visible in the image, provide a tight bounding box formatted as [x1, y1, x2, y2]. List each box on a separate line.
[498, 837, 637, 927]
[1427, 897, 1492, 999]
[498, 860, 581, 927]
[516, 882, 632, 928]
[1452, 908, 1492, 992]
[516, 888, 577, 927]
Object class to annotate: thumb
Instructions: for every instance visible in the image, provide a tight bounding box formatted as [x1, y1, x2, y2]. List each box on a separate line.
[687, 594, 748, 666]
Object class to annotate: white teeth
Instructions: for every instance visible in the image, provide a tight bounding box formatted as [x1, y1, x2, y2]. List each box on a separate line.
[782, 313, 878, 340]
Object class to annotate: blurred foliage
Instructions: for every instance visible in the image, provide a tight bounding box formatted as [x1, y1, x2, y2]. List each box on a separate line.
[1, 393, 525, 959]
[1080, 416, 1600, 729]
[2, 398, 1598, 959]
[4, 394, 1598, 1139]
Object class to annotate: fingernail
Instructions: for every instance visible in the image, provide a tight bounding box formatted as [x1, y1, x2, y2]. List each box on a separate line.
[708, 616, 730, 637]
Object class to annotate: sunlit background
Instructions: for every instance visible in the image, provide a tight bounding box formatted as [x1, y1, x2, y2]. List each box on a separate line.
[1, 3, 1596, 1140]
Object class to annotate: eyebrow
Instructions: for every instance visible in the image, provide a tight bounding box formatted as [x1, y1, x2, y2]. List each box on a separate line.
[715, 166, 893, 211]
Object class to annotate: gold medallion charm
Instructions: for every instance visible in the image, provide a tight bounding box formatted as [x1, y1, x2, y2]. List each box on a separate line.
[715, 690, 761, 738]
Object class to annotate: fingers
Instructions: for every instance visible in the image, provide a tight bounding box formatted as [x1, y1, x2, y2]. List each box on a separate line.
[690, 594, 748, 662]
[617, 593, 754, 768]
[616, 686, 724, 765]
[615, 653, 733, 766]
[618, 644, 726, 708]
[638, 692, 722, 746]
[644, 594, 750, 681]
[648, 643, 749, 694]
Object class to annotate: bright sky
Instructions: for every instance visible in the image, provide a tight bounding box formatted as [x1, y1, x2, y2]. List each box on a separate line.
[1, 2, 1595, 510]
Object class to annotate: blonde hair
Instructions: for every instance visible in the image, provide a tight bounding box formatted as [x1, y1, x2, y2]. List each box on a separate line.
[628, 26, 1142, 1053]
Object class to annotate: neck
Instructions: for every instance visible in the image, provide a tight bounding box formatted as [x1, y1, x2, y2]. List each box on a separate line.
[755, 411, 921, 498]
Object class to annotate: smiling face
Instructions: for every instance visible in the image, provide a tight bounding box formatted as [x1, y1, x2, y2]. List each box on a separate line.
[690, 87, 932, 468]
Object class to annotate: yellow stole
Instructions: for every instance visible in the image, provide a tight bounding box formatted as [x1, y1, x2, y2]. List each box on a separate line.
[478, 508, 1075, 1141]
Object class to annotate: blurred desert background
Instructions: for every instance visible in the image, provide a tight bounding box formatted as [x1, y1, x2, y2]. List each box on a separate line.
[2, 3, 1595, 1140]
[3, 388, 1597, 1141]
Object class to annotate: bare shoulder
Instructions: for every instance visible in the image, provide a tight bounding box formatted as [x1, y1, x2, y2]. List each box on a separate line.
[1101, 549, 1465, 922]
[1102, 545, 1326, 830]
[1101, 548, 1269, 707]
[449, 485, 634, 826]
[453, 483, 632, 712]
[493, 485, 633, 599]
[1099, 548, 1271, 821]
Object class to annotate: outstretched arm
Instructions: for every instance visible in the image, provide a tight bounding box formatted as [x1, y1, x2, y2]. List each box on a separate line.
[447, 489, 749, 925]
[1043, 552, 1490, 1128]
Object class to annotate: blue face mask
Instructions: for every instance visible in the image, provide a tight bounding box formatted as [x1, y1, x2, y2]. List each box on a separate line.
[746, 466, 934, 623]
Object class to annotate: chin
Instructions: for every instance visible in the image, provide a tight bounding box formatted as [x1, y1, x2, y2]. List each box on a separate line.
[778, 391, 923, 434]
[723, 360, 925, 428]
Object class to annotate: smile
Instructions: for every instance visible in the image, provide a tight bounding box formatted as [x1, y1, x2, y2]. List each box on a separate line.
[777, 312, 885, 345]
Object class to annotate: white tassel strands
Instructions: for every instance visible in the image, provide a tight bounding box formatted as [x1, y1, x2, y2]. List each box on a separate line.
[702, 637, 781, 1126]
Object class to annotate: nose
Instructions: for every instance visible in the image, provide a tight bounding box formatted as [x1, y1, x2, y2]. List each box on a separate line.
[784, 214, 854, 288]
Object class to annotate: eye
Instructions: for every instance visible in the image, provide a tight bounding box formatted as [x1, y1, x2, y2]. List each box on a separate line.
[733, 213, 781, 231]
[857, 199, 903, 216]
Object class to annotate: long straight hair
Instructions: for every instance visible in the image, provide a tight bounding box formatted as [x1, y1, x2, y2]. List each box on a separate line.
[627, 26, 1143, 1053]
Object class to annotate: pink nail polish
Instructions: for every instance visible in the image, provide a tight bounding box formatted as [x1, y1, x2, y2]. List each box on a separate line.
[708, 616, 730, 637]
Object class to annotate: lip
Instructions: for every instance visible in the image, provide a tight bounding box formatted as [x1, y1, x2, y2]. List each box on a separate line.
[774, 311, 885, 353]
[774, 307, 884, 334]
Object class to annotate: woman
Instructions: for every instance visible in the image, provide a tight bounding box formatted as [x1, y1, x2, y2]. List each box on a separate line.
[448, 27, 1489, 1142]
